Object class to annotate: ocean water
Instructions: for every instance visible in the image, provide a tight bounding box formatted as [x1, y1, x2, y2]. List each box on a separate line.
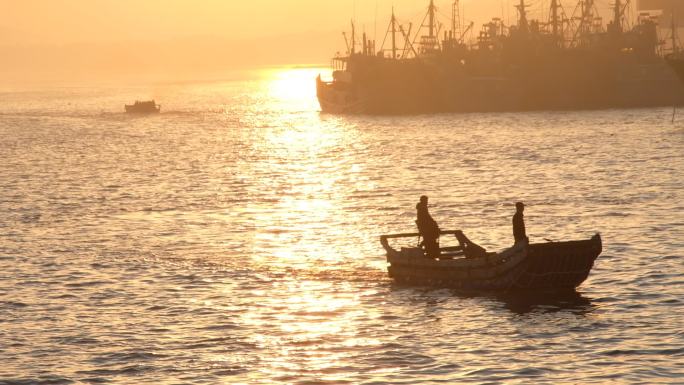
[1, 68, 683, 384]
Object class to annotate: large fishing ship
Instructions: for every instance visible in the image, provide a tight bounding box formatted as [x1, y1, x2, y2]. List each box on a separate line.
[317, 0, 684, 114]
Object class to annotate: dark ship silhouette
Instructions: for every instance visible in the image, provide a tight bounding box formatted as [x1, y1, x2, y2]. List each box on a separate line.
[125, 100, 161, 114]
[317, 0, 684, 114]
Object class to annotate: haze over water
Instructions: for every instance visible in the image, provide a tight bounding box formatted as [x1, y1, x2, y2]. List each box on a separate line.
[1, 68, 683, 384]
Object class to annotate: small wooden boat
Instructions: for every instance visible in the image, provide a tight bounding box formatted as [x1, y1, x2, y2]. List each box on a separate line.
[380, 230, 602, 292]
[125, 100, 161, 114]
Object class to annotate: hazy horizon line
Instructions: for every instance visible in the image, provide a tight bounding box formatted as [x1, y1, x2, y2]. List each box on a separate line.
[0, 63, 330, 89]
[0, 30, 342, 86]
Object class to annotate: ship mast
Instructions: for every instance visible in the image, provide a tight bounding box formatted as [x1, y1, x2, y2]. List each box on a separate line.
[583, 0, 594, 31]
[673, 13, 678, 55]
[575, 0, 594, 44]
[452, 1, 461, 42]
[360, 31, 371, 57]
[516, 0, 529, 33]
[415, 0, 441, 54]
[550, 0, 560, 41]
[391, 8, 398, 59]
[613, 0, 623, 33]
[429, 0, 436, 38]
[351, 20, 356, 54]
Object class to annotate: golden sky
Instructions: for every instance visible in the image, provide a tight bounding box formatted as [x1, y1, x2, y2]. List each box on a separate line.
[0, 1, 650, 83]
[1, 1, 515, 44]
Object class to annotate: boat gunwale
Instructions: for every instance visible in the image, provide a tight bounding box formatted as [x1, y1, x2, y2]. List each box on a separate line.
[381, 231, 602, 290]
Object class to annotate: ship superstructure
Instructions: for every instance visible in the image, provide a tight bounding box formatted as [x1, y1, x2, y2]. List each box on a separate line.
[316, 0, 684, 114]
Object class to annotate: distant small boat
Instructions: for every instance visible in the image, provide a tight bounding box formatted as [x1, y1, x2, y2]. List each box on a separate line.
[125, 100, 160, 114]
[380, 231, 602, 292]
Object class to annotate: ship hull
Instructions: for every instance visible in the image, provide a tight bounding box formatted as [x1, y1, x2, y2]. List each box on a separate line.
[318, 54, 684, 115]
[316, 76, 366, 114]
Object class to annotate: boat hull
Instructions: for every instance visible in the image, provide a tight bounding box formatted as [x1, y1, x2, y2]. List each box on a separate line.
[125, 101, 161, 114]
[125, 106, 160, 114]
[385, 234, 602, 292]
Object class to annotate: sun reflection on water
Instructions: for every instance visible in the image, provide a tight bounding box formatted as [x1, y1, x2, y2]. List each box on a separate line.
[242, 278, 384, 381]
[234, 72, 386, 376]
[264, 67, 325, 112]
[247, 72, 365, 269]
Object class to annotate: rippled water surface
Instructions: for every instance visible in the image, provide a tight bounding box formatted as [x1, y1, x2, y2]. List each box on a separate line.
[1, 69, 683, 384]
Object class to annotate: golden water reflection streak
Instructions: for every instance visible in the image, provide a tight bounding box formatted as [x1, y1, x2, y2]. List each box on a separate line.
[250, 69, 369, 269]
[243, 279, 384, 379]
[237, 69, 387, 377]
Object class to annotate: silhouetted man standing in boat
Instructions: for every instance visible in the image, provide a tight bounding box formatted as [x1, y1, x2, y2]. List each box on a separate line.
[416, 195, 440, 258]
[513, 202, 528, 244]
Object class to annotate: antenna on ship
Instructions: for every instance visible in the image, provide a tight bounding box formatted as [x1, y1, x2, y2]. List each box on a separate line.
[363, 30, 367, 55]
[414, 0, 442, 54]
[391, 7, 398, 59]
[672, 12, 679, 56]
[516, 0, 529, 33]
[614, 0, 623, 33]
[342, 31, 350, 54]
[573, 0, 596, 46]
[550, 0, 561, 44]
[380, 6, 415, 59]
[429, 0, 436, 38]
[351, 20, 356, 55]
[452, 1, 461, 43]
[584, 0, 595, 33]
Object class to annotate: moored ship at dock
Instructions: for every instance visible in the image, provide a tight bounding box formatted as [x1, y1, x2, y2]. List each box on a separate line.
[317, 0, 684, 114]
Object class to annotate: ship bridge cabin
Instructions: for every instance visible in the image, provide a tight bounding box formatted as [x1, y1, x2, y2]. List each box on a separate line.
[331, 57, 352, 83]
